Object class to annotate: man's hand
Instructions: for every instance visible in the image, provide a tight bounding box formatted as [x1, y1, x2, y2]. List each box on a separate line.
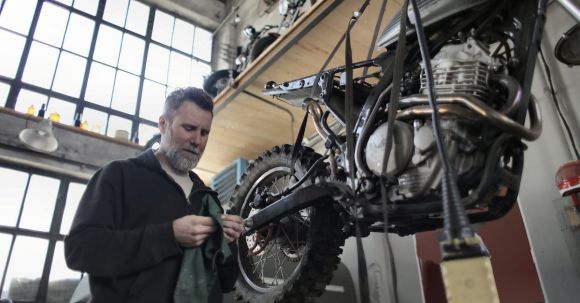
[222, 214, 244, 243]
[173, 215, 216, 247]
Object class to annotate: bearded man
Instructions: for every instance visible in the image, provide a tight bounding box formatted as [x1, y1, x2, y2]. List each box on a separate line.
[65, 87, 244, 303]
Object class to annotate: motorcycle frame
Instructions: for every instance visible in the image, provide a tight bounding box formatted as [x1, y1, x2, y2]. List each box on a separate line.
[247, 0, 549, 236]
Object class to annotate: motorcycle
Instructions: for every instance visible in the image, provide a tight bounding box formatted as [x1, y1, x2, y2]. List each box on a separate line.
[228, 0, 557, 302]
[204, 0, 307, 97]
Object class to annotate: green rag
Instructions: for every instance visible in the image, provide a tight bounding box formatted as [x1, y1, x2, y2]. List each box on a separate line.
[174, 193, 232, 303]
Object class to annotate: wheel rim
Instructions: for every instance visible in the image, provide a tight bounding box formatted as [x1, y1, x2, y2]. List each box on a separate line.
[213, 77, 229, 94]
[238, 166, 312, 293]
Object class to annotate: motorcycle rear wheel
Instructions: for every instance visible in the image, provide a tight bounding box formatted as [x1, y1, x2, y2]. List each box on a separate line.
[249, 35, 278, 63]
[229, 145, 345, 303]
[203, 69, 239, 97]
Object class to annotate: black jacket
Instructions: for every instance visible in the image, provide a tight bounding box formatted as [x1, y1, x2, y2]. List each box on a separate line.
[64, 149, 237, 303]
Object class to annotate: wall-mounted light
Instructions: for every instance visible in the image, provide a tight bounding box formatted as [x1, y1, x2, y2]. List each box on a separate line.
[555, 24, 580, 66]
[18, 119, 59, 153]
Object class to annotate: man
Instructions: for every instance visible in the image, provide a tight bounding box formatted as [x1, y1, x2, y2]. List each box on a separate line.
[65, 87, 244, 303]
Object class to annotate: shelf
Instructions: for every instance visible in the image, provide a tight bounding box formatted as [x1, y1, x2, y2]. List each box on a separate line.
[197, 0, 402, 183]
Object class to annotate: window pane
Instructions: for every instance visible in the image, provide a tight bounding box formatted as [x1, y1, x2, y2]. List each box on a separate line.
[145, 43, 169, 83]
[0, 233, 13, 288]
[152, 10, 173, 46]
[47, 97, 76, 125]
[139, 80, 165, 121]
[93, 25, 122, 66]
[22, 42, 59, 88]
[0, 168, 28, 227]
[63, 13, 94, 57]
[34, 2, 69, 47]
[111, 70, 139, 114]
[0, 0, 36, 35]
[82, 108, 107, 134]
[19, 175, 60, 232]
[172, 19, 194, 54]
[191, 61, 211, 89]
[0, 29, 26, 78]
[139, 123, 159, 146]
[118, 33, 144, 74]
[0, 82, 10, 106]
[47, 242, 82, 302]
[60, 183, 86, 235]
[2, 236, 48, 301]
[193, 27, 212, 62]
[125, 0, 149, 36]
[106, 115, 132, 138]
[52, 51, 87, 97]
[103, 0, 129, 27]
[85, 62, 115, 107]
[15, 89, 49, 116]
[74, 0, 99, 15]
[167, 51, 191, 88]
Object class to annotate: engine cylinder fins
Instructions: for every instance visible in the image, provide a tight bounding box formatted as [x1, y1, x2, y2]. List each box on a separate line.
[421, 61, 492, 100]
[365, 121, 414, 176]
[420, 37, 501, 101]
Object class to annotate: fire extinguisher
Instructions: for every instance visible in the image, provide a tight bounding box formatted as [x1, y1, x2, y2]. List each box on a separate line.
[555, 160, 580, 211]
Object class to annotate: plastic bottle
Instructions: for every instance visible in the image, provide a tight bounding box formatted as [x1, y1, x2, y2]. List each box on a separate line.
[26, 104, 35, 115]
[80, 120, 89, 130]
[49, 112, 60, 123]
[91, 124, 101, 133]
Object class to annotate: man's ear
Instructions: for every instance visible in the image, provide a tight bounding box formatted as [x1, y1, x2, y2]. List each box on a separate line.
[159, 115, 167, 134]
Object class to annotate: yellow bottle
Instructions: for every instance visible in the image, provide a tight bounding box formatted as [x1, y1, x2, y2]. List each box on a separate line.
[49, 112, 60, 123]
[91, 124, 101, 133]
[26, 104, 35, 115]
[80, 120, 89, 130]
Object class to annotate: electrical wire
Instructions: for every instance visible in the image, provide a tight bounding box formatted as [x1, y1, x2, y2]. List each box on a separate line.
[538, 47, 580, 160]
[409, 0, 473, 241]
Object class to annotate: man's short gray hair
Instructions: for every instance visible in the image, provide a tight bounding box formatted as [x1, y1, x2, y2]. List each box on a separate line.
[163, 87, 214, 121]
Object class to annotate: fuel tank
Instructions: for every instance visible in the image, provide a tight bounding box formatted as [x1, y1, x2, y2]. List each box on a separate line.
[377, 0, 490, 49]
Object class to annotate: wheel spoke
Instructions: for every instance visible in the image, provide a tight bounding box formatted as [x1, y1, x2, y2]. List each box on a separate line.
[274, 253, 288, 283]
[272, 177, 281, 194]
[279, 225, 298, 251]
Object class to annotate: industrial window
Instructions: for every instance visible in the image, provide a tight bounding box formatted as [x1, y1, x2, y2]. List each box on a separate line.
[0, 164, 87, 302]
[0, 0, 213, 144]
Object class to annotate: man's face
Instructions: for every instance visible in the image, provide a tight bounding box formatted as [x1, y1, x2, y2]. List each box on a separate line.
[158, 101, 212, 173]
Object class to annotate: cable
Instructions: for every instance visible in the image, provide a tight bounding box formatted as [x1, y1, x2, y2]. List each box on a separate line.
[538, 47, 580, 160]
[409, 0, 473, 241]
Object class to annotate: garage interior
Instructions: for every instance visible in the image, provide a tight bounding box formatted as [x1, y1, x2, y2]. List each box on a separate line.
[0, 0, 579, 302]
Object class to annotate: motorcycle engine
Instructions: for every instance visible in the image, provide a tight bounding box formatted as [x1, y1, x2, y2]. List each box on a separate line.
[365, 38, 502, 199]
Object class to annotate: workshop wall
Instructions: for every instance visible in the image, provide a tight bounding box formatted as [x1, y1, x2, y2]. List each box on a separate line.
[518, 3, 580, 302]
[213, 0, 315, 71]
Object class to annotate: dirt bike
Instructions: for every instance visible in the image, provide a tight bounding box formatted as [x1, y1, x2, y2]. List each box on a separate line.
[227, 0, 564, 302]
[204, 0, 306, 97]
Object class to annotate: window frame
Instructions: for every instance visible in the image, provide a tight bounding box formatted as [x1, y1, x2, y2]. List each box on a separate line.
[0, 160, 87, 302]
[1, 0, 213, 144]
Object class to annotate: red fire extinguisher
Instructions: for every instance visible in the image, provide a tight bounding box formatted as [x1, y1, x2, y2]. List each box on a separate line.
[555, 160, 580, 210]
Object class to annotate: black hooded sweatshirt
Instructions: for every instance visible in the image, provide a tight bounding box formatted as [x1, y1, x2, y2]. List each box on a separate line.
[64, 149, 238, 303]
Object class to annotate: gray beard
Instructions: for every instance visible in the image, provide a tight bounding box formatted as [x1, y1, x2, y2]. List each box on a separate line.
[165, 146, 200, 173]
